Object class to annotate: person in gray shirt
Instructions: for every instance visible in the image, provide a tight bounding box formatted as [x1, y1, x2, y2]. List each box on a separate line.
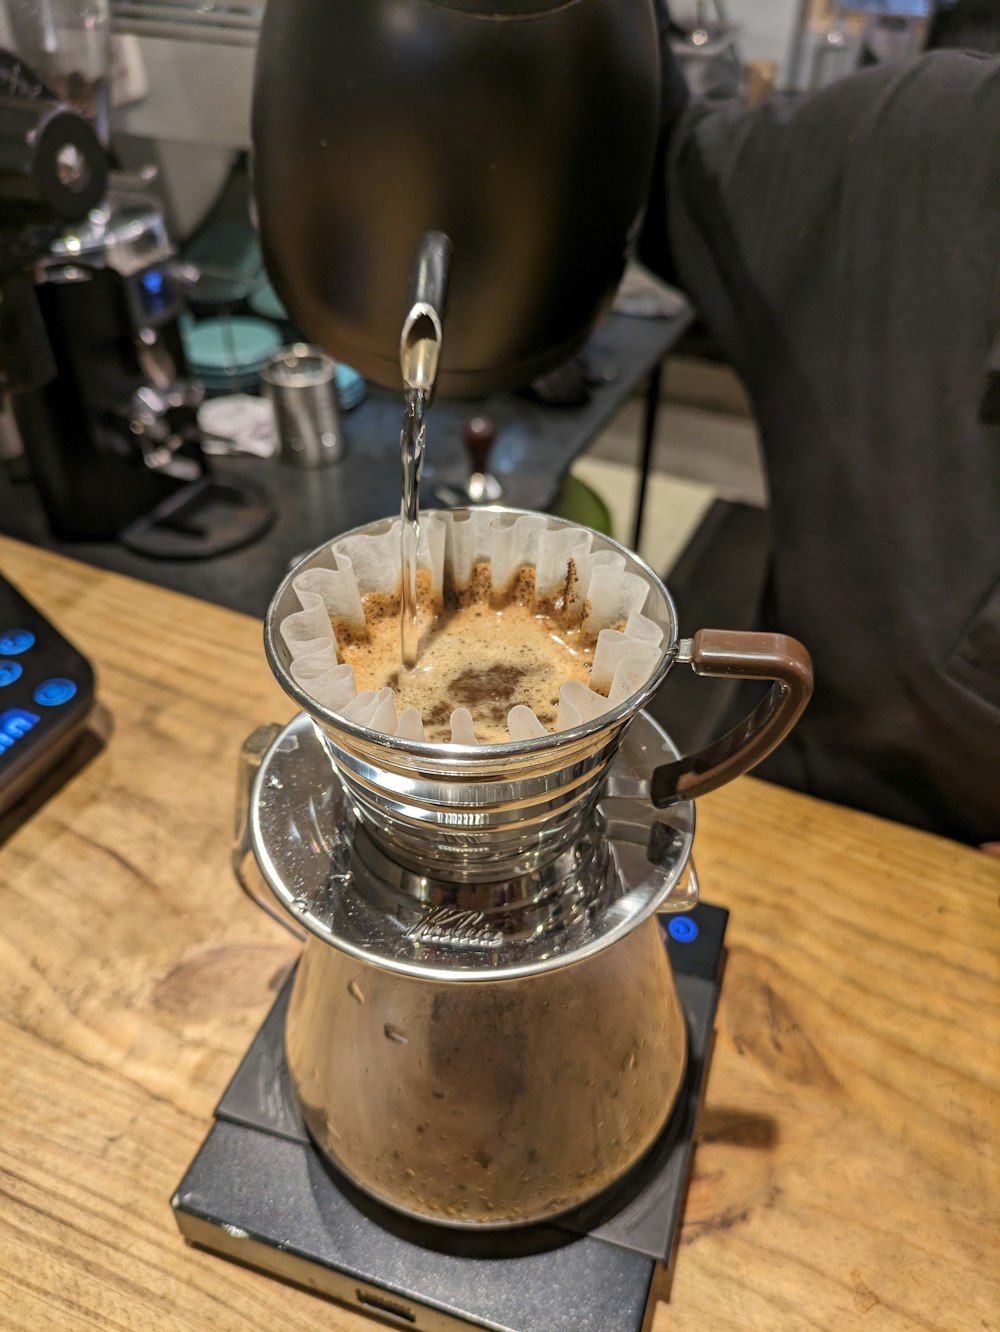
[641, 7, 1000, 846]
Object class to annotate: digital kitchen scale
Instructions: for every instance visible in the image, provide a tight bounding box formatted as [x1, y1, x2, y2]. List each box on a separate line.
[0, 573, 96, 815]
[172, 902, 727, 1332]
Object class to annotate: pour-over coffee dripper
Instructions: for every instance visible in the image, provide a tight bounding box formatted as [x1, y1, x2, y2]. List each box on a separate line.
[237, 509, 811, 1229]
[264, 510, 811, 885]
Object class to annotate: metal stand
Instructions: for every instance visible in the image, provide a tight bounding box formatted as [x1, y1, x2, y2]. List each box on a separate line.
[632, 360, 664, 552]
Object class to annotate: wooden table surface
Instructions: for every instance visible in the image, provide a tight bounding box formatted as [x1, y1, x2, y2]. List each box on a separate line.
[0, 535, 996, 1332]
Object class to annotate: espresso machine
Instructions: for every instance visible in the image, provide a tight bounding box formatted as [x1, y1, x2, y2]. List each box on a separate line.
[173, 4, 814, 1326]
[0, 0, 273, 558]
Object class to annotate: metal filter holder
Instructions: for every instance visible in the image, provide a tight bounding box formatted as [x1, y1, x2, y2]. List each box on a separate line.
[240, 710, 698, 981]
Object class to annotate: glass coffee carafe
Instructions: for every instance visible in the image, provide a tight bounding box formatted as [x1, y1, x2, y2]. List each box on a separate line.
[231, 510, 812, 1228]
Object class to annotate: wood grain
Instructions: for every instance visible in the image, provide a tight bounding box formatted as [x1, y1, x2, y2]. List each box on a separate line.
[0, 535, 996, 1331]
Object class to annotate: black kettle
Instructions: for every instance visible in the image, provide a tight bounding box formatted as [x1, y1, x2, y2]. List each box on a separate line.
[252, 0, 660, 398]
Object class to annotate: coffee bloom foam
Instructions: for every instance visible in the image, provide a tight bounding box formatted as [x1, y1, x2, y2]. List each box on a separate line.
[277, 511, 665, 745]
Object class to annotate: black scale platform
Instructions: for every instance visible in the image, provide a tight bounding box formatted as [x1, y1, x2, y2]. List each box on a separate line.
[172, 902, 728, 1332]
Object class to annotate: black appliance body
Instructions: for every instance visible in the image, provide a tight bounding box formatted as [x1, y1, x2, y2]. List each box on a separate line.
[11, 199, 207, 543]
[253, 0, 661, 398]
[0, 52, 273, 560]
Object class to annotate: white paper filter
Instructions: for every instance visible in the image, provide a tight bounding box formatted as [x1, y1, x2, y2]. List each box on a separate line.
[278, 511, 665, 744]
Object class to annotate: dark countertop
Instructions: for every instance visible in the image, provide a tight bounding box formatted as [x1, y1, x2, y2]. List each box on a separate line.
[0, 311, 690, 619]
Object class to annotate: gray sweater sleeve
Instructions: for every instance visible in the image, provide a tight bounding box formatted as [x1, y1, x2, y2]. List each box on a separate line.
[641, 53, 1000, 843]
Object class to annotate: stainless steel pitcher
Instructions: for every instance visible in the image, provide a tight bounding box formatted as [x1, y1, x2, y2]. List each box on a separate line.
[238, 510, 812, 1228]
[236, 709, 697, 1229]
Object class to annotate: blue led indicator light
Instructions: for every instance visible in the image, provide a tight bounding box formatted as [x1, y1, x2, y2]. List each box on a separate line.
[0, 629, 35, 655]
[668, 916, 700, 944]
[0, 707, 40, 753]
[0, 662, 22, 687]
[142, 269, 165, 296]
[34, 678, 77, 707]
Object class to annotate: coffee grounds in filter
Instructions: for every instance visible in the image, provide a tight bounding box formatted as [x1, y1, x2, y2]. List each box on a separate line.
[337, 569, 597, 743]
[277, 510, 667, 744]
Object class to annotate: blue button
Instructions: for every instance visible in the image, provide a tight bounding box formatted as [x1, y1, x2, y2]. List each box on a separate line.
[0, 662, 22, 687]
[668, 916, 700, 944]
[0, 707, 39, 753]
[0, 629, 35, 656]
[34, 678, 77, 707]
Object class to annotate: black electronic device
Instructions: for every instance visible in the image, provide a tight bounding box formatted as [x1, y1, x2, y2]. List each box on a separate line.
[173, 902, 727, 1332]
[0, 14, 274, 560]
[7, 192, 275, 558]
[0, 572, 96, 814]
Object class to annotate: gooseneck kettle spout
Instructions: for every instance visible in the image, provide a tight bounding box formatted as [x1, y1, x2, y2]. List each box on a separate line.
[400, 231, 452, 400]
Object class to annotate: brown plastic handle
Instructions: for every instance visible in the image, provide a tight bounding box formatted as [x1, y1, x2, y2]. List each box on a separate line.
[650, 629, 813, 807]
